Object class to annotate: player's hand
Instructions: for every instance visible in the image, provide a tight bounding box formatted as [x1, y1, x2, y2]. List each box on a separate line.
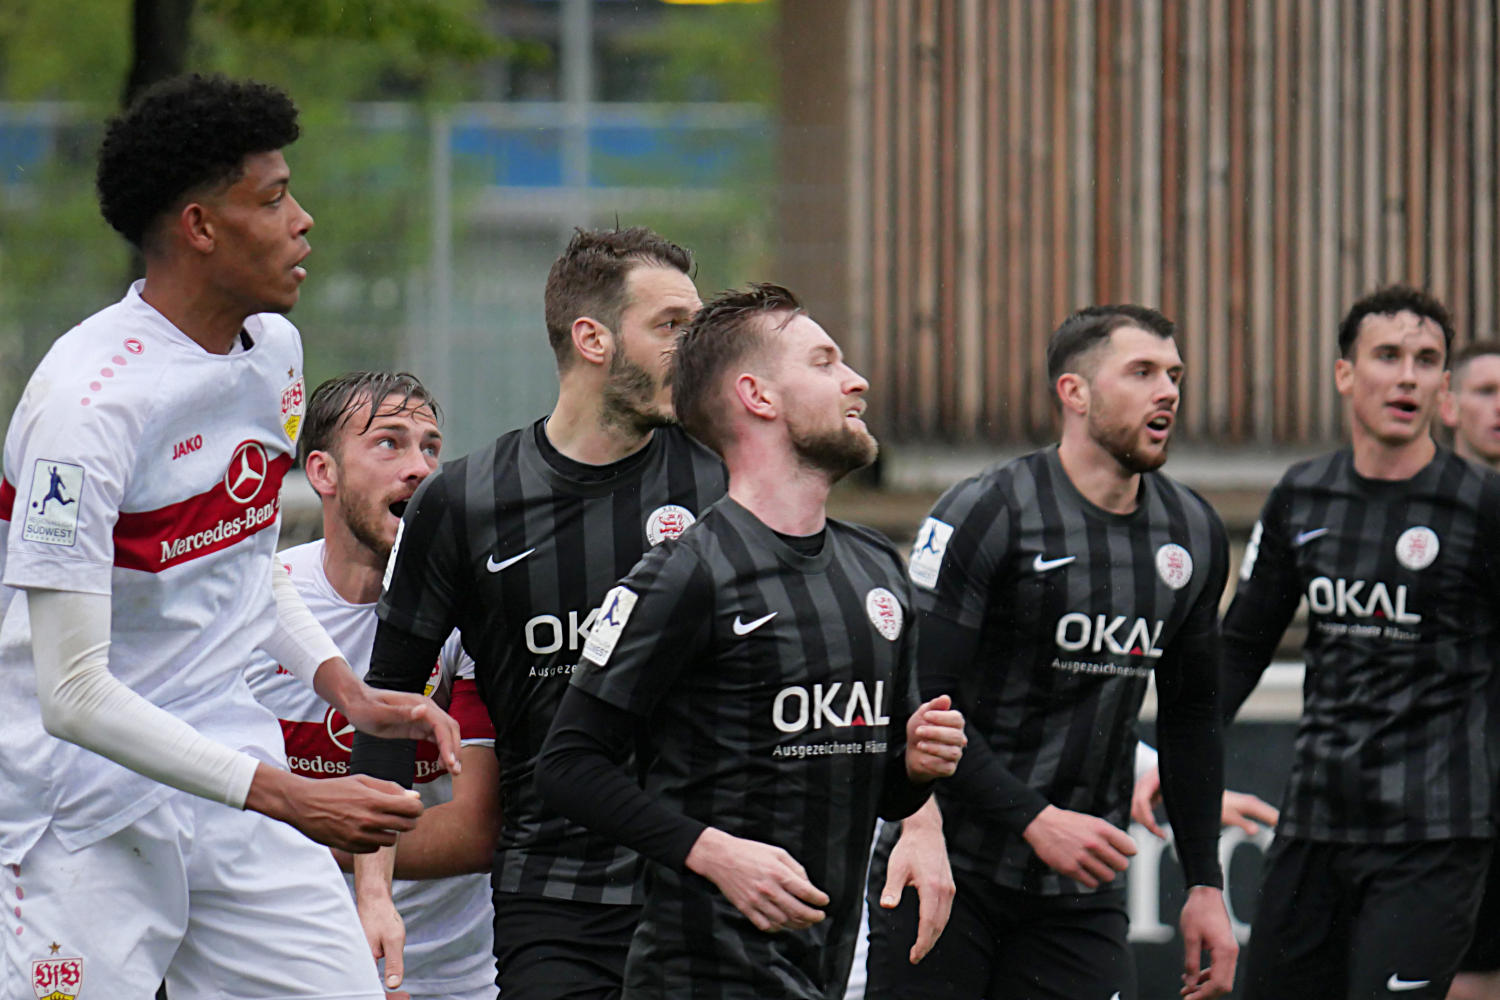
[1220, 790, 1279, 835]
[904, 695, 966, 782]
[1021, 805, 1136, 888]
[356, 875, 409, 995]
[1178, 885, 1237, 999]
[878, 801, 954, 964]
[1131, 765, 1168, 838]
[341, 684, 463, 776]
[246, 765, 423, 853]
[685, 827, 830, 933]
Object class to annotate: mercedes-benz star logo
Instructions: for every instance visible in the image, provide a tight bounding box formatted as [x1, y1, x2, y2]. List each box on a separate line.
[224, 441, 269, 503]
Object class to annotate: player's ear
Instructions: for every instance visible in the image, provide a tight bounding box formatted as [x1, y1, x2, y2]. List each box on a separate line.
[571, 317, 611, 369]
[303, 449, 338, 499]
[1334, 357, 1354, 397]
[1055, 372, 1089, 417]
[734, 372, 776, 421]
[177, 200, 216, 255]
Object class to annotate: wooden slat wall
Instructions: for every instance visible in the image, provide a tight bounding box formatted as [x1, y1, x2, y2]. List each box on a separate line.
[848, 0, 1500, 445]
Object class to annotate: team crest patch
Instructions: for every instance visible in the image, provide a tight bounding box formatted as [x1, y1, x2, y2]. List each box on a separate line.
[22, 459, 84, 547]
[423, 659, 442, 698]
[582, 585, 638, 665]
[908, 517, 954, 589]
[1155, 543, 1193, 590]
[1395, 526, 1439, 571]
[865, 587, 904, 641]
[32, 955, 82, 1000]
[281, 375, 305, 445]
[645, 504, 695, 545]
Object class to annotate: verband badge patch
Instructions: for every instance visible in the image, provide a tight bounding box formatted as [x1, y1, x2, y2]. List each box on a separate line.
[23, 459, 84, 547]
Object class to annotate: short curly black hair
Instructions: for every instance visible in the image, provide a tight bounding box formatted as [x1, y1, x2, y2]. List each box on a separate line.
[97, 74, 301, 250]
[1337, 285, 1455, 361]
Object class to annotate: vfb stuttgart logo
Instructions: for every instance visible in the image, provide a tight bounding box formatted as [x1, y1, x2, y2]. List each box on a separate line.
[224, 441, 270, 504]
[32, 956, 83, 1000]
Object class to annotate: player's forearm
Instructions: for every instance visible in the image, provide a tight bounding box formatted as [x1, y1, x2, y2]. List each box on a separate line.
[353, 842, 398, 904]
[349, 619, 445, 786]
[1155, 637, 1226, 889]
[260, 560, 343, 687]
[30, 588, 260, 807]
[537, 687, 707, 871]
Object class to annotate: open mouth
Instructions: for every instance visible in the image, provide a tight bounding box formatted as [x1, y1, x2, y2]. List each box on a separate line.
[388, 499, 409, 518]
[1388, 400, 1419, 416]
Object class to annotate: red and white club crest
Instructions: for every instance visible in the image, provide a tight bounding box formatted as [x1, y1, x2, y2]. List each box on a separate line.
[32, 956, 83, 1000]
[1395, 526, 1440, 571]
[1156, 543, 1194, 590]
[865, 587, 904, 641]
[224, 441, 270, 504]
[123, 338, 144, 355]
[645, 504, 695, 546]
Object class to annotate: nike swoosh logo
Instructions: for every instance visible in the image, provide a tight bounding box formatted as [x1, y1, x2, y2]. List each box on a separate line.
[733, 612, 777, 636]
[1387, 975, 1430, 992]
[486, 548, 535, 573]
[1294, 528, 1329, 546]
[1033, 554, 1076, 572]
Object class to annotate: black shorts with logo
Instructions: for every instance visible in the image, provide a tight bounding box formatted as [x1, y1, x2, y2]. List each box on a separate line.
[864, 866, 1134, 1000]
[1242, 836, 1490, 1000]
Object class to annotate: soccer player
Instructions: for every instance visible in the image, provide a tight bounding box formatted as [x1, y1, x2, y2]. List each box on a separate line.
[865, 305, 1238, 1000]
[0, 75, 460, 999]
[1442, 342, 1500, 1000]
[350, 227, 727, 1000]
[1224, 287, 1500, 999]
[534, 282, 967, 999]
[246, 371, 499, 1000]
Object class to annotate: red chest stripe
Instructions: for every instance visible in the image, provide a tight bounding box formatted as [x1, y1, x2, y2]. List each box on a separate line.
[0, 478, 14, 521]
[113, 446, 292, 572]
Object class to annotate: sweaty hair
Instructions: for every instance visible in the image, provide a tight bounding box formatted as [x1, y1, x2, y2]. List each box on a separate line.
[299, 371, 441, 467]
[1452, 340, 1500, 388]
[543, 227, 694, 370]
[1045, 305, 1175, 384]
[1337, 285, 1455, 360]
[97, 74, 300, 250]
[673, 283, 804, 454]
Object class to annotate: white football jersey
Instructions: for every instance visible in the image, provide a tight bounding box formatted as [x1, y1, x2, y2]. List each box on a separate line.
[247, 539, 495, 997]
[0, 282, 303, 860]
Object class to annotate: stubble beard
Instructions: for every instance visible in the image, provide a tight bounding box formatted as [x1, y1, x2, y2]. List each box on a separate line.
[790, 422, 879, 482]
[1089, 410, 1168, 475]
[601, 347, 675, 436]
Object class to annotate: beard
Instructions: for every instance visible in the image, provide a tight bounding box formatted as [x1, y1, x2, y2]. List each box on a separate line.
[340, 492, 396, 562]
[790, 421, 879, 481]
[601, 345, 674, 435]
[1088, 410, 1168, 475]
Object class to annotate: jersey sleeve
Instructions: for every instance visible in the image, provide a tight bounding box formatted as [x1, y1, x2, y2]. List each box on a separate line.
[1152, 508, 1229, 889]
[1221, 480, 1301, 722]
[376, 468, 464, 641]
[907, 475, 1012, 629]
[569, 539, 714, 718]
[2, 375, 150, 595]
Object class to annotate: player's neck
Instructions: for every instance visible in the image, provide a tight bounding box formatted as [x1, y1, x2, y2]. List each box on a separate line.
[138, 265, 252, 356]
[318, 519, 386, 605]
[1056, 434, 1141, 515]
[1348, 426, 1436, 481]
[725, 445, 830, 536]
[545, 389, 654, 467]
